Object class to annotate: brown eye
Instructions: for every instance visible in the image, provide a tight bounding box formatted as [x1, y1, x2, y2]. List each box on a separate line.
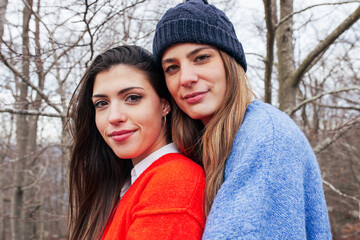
[195, 54, 210, 62]
[125, 94, 142, 103]
[164, 65, 179, 73]
[94, 100, 108, 109]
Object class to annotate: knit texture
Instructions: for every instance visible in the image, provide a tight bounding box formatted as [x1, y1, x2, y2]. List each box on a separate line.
[202, 100, 331, 240]
[152, 0, 247, 71]
[101, 153, 205, 240]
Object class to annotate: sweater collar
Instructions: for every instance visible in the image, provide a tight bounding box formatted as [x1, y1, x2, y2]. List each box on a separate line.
[131, 143, 179, 184]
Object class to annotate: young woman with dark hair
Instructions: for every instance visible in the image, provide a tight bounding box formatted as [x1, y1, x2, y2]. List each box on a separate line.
[67, 45, 205, 240]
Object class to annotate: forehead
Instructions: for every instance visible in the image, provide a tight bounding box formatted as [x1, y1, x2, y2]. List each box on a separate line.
[93, 64, 152, 90]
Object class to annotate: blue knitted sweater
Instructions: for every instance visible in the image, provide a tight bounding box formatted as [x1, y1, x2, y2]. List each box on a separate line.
[202, 100, 331, 239]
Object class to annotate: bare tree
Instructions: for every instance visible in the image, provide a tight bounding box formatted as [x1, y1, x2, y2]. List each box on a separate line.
[0, 0, 7, 40]
[263, 0, 277, 104]
[0, 1, 9, 239]
[2, 0, 358, 238]
[259, 0, 360, 237]
[0, 0, 175, 238]
[9, 0, 33, 239]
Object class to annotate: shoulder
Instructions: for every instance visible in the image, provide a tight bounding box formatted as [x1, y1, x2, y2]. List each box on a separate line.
[226, 100, 317, 176]
[206, 101, 330, 239]
[138, 153, 205, 205]
[150, 153, 205, 181]
[235, 100, 311, 150]
[131, 153, 205, 224]
[242, 100, 302, 135]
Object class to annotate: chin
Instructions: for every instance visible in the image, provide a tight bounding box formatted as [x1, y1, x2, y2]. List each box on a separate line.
[114, 152, 136, 159]
[187, 113, 201, 120]
[189, 114, 205, 121]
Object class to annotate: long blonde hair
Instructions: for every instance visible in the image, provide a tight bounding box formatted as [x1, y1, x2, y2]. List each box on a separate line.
[171, 50, 254, 215]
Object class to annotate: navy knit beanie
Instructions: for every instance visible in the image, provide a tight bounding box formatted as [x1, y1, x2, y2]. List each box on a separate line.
[153, 0, 247, 72]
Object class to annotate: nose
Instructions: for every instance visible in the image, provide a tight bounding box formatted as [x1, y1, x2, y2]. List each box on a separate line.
[108, 104, 127, 125]
[179, 65, 198, 87]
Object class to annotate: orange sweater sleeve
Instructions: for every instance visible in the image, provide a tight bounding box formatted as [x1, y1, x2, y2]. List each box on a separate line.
[102, 154, 205, 240]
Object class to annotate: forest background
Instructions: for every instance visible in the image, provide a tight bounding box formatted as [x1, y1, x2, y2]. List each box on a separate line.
[0, 0, 359, 239]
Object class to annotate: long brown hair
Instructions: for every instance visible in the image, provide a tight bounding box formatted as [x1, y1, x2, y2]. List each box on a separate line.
[171, 50, 254, 216]
[67, 46, 171, 240]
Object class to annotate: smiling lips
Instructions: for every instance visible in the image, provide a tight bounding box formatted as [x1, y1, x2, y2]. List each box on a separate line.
[183, 91, 208, 104]
[110, 130, 136, 142]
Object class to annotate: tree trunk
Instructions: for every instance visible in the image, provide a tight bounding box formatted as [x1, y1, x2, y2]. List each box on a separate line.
[276, 2, 360, 113]
[0, 0, 7, 40]
[276, 0, 296, 111]
[23, 122, 38, 240]
[11, 0, 32, 239]
[0, 149, 6, 240]
[0, 167, 3, 240]
[0, 1, 9, 239]
[22, 1, 44, 238]
[263, 0, 277, 104]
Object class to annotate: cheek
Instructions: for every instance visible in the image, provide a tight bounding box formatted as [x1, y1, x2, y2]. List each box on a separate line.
[95, 113, 105, 135]
[138, 111, 163, 140]
[215, 71, 227, 98]
[165, 79, 178, 96]
[139, 101, 163, 126]
[140, 113, 155, 125]
[219, 80, 227, 99]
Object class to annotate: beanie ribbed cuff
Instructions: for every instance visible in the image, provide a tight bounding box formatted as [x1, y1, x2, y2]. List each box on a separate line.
[153, 18, 247, 72]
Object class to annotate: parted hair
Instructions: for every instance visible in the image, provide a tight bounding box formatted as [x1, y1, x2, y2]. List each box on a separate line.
[171, 50, 254, 216]
[67, 46, 171, 240]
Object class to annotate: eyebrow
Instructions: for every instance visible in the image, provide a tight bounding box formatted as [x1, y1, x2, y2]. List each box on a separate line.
[162, 46, 215, 64]
[92, 86, 144, 98]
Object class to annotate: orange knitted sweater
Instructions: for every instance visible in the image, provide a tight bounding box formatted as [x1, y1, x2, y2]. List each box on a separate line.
[101, 153, 205, 240]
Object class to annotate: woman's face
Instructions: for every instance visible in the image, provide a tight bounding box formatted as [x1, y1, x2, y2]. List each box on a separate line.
[92, 64, 170, 166]
[161, 43, 227, 125]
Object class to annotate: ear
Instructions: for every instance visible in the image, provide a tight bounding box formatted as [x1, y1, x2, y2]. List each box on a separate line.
[161, 99, 171, 116]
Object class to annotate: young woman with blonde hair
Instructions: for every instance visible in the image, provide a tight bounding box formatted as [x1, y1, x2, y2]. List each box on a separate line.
[153, 0, 331, 239]
[67, 45, 205, 240]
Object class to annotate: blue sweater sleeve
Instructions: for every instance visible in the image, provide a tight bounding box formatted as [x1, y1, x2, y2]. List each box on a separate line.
[202, 101, 331, 240]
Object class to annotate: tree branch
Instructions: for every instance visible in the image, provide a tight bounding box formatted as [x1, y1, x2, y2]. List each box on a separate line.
[315, 103, 360, 111]
[0, 108, 64, 118]
[0, 52, 62, 113]
[289, 4, 360, 87]
[83, 0, 95, 67]
[286, 86, 360, 115]
[275, 1, 360, 30]
[22, 0, 88, 78]
[313, 116, 360, 154]
[322, 179, 360, 220]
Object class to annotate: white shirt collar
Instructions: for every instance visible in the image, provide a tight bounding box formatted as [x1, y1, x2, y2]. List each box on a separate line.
[120, 180, 130, 198]
[131, 143, 179, 184]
